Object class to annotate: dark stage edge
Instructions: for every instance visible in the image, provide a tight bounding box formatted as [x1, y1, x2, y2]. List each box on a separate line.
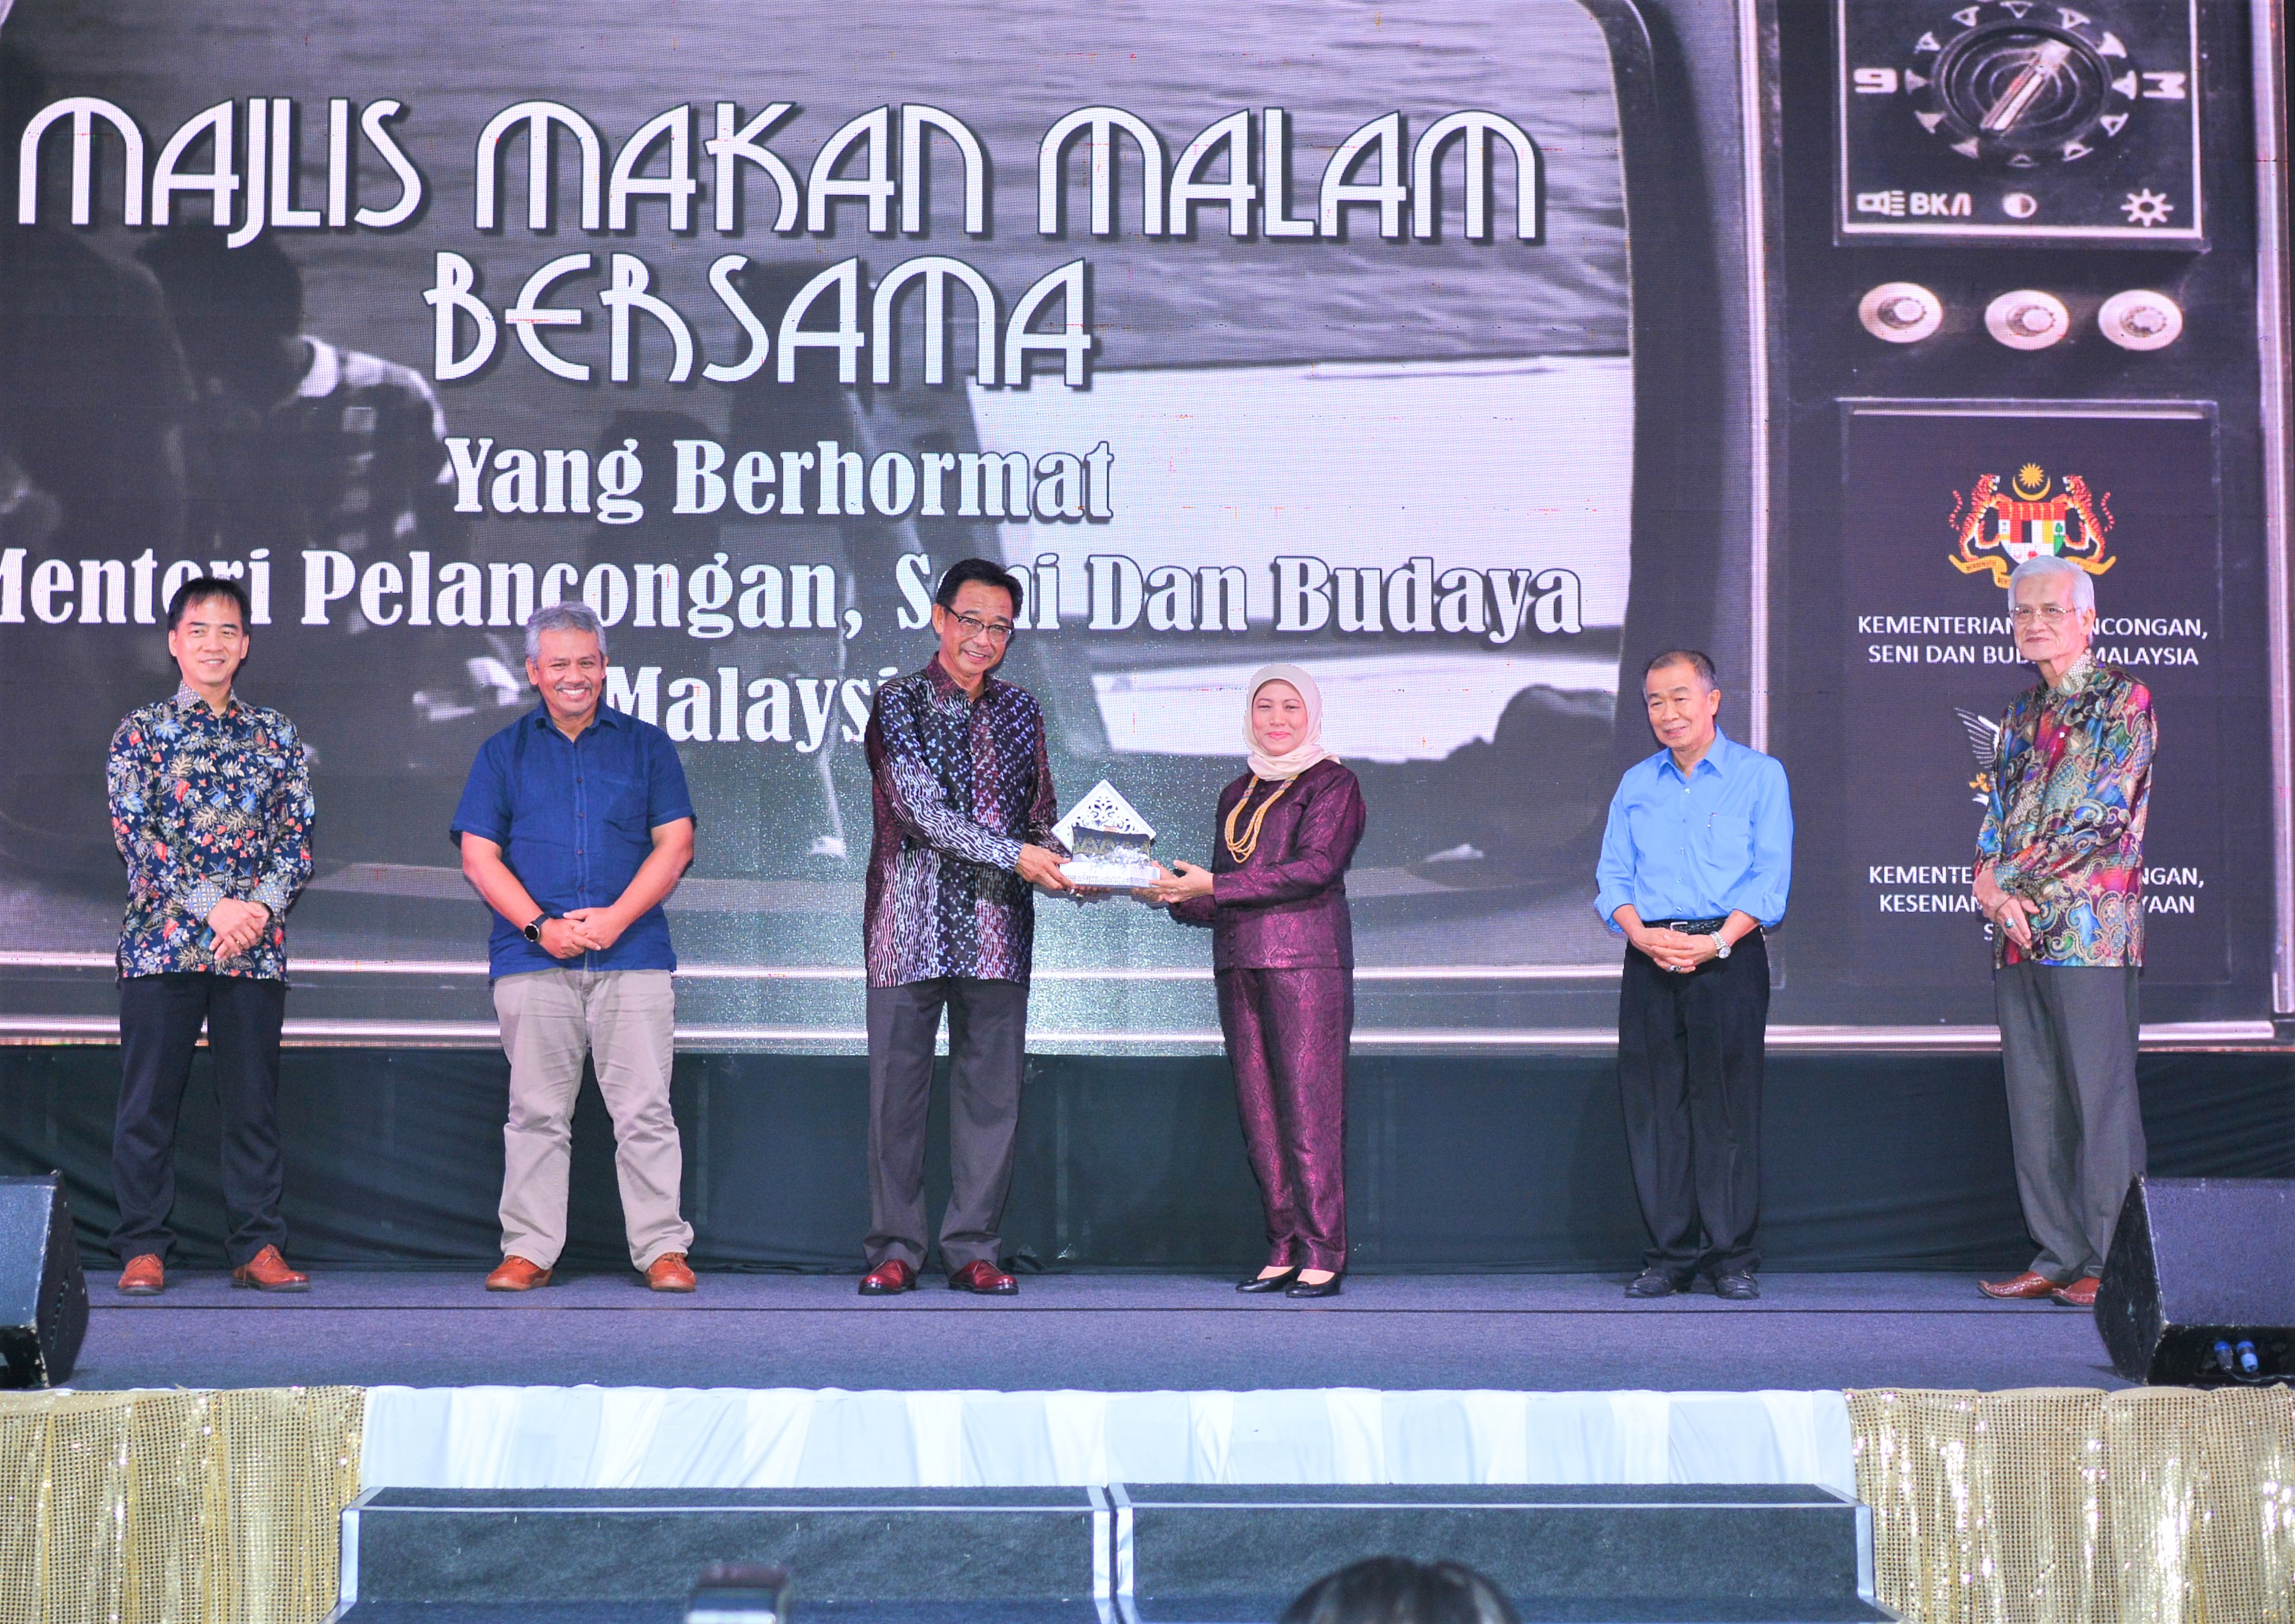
[334, 1485, 1888, 1624]
[68, 1271, 2125, 1392]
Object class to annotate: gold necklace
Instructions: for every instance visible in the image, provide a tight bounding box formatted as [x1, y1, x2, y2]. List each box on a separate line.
[1223, 776, 1292, 864]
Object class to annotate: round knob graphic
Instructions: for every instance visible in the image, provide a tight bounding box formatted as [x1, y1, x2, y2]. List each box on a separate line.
[1858, 281, 1943, 344]
[1985, 289, 2069, 350]
[1934, 24, 2111, 157]
[2097, 289, 2183, 352]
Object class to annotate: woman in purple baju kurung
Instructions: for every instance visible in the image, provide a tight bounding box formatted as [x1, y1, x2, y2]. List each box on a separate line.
[1150, 666, 1366, 1299]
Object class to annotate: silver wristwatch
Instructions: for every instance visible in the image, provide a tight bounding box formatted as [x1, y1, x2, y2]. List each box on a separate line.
[1713, 936, 1732, 960]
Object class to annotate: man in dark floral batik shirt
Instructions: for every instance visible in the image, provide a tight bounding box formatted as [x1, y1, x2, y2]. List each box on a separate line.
[858, 558, 1072, 1299]
[1975, 555, 2155, 1311]
[106, 576, 314, 1296]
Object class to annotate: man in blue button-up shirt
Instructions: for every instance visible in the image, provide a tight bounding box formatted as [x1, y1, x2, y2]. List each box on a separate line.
[1593, 651, 1793, 1302]
[451, 601, 699, 1294]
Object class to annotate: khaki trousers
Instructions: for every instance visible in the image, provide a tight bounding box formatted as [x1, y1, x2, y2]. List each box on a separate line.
[492, 967, 692, 1270]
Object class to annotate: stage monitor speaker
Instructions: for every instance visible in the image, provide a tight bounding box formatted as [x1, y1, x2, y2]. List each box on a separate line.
[2097, 1177, 2295, 1387]
[0, 1173, 89, 1389]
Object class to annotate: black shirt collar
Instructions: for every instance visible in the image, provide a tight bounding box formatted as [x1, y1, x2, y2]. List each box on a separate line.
[924, 656, 1001, 706]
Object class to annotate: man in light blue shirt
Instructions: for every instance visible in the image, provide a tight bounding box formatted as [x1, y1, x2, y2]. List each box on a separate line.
[1593, 650, 1793, 1301]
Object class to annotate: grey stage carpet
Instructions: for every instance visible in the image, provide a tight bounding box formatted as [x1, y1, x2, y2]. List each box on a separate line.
[65, 1271, 2126, 1392]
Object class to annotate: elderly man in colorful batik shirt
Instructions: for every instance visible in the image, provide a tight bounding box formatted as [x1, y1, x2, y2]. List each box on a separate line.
[1974, 555, 2156, 1310]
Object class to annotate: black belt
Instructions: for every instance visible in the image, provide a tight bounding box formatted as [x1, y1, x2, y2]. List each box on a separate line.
[1652, 916, 1730, 935]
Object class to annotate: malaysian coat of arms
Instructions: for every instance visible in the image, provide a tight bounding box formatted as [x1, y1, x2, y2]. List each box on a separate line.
[1947, 462, 2115, 586]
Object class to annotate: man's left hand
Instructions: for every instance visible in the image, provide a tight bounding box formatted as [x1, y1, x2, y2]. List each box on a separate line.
[1679, 933, 1723, 970]
[1652, 933, 1726, 973]
[560, 907, 623, 952]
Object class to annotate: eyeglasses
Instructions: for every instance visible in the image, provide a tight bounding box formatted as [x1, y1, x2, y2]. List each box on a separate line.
[2009, 604, 2078, 625]
[952, 612, 1015, 645]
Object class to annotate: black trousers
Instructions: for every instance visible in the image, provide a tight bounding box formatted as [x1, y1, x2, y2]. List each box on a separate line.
[111, 971, 289, 1267]
[1617, 932, 1768, 1277]
[864, 976, 1029, 1273]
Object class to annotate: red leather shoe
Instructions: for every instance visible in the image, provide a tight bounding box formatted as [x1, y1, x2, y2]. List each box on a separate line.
[231, 1245, 310, 1292]
[948, 1260, 1018, 1296]
[1978, 1270, 2060, 1300]
[116, 1254, 165, 1296]
[646, 1253, 697, 1292]
[2051, 1276, 2101, 1308]
[486, 1255, 554, 1292]
[859, 1259, 916, 1295]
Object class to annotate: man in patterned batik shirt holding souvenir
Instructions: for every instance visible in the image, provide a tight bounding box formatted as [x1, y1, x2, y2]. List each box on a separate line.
[858, 558, 1072, 1298]
[1975, 555, 2156, 1310]
[108, 576, 316, 1296]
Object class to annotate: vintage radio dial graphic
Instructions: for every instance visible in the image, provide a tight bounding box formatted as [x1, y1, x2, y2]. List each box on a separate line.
[1836, 0, 2201, 243]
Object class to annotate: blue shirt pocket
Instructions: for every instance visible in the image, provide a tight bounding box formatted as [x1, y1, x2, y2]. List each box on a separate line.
[596, 771, 650, 836]
[1701, 811, 1753, 887]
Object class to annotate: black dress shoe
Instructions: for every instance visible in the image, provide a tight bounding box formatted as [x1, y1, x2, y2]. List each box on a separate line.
[1237, 1269, 1299, 1294]
[1625, 1267, 1683, 1299]
[1285, 1274, 1343, 1299]
[1712, 1270, 1760, 1300]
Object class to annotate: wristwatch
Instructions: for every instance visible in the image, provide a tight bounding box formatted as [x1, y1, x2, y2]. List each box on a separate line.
[522, 912, 554, 943]
[1713, 935, 1732, 960]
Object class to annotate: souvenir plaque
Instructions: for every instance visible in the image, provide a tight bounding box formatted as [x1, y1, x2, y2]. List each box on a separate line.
[1053, 780, 1160, 895]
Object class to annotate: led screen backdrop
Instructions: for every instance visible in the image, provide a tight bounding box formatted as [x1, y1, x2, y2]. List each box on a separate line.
[0, 0, 2271, 1043]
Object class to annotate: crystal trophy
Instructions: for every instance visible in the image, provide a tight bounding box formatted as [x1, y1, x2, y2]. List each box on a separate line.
[1052, 779, 1160, 894]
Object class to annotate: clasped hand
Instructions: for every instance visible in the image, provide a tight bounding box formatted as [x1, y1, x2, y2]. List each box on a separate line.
[205, 897, 271, 960]
[537, 909, 621, 958]
[1631, 925, 1715, 974]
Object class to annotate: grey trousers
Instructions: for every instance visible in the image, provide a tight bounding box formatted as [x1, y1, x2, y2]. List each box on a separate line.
[865, 977, 1028, 1273]
[493, 968, 693, 1272]
[1996, 962, 2146, 1283]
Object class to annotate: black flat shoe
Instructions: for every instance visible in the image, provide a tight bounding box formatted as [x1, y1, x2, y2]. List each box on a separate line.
[1285, 1274, 1343, 1299]
[1237, 1269, 1299, 1294]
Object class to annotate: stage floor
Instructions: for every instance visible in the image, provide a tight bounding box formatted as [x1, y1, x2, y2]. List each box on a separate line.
[72, 1270, 2126, 1393]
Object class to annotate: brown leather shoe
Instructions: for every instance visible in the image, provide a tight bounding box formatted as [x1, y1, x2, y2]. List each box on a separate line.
[948, 1259, 1018, 1296]
[645, 1253, 697, 1292]
[859, 1259, 916, 1295]
[231, 1245, 310, 1292]
[1978, 1270, 2060, 1300]
[486, 1255, 554, 1292]
[116, 1254, 165, 1296]
[2051, 1275, 2101, 1308]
